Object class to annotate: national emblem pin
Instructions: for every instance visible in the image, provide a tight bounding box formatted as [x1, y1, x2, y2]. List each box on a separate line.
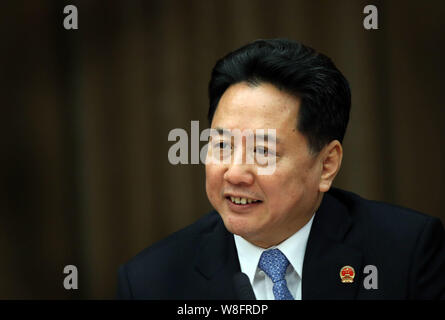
[340, 265, 355, 283]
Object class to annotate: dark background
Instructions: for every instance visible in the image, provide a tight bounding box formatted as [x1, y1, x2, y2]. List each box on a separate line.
[1, 0, 444, 299]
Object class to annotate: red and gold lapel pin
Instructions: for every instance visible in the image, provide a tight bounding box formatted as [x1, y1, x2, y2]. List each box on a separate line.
[340, 265, 355, 283]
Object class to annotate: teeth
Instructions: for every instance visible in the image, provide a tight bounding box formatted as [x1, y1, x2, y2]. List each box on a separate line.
[229, 196, 259, 205]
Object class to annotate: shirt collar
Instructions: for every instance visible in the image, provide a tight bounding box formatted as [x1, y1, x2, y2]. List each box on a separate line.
[234, 213, 315, 285]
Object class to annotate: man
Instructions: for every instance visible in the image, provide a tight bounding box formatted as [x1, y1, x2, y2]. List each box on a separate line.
[117, 39, 445, 299]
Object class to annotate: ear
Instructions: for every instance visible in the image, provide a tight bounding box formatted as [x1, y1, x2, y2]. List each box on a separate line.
[318, 140, 343, 192]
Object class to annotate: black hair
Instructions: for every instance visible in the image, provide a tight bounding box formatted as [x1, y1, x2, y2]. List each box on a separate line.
[207, 39, 351, 153]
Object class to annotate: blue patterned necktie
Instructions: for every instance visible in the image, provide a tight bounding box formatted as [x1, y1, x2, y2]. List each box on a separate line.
[258, 249, 294, 300]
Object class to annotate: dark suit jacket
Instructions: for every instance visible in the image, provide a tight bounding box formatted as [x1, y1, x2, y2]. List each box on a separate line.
[116, 188, 445, 299]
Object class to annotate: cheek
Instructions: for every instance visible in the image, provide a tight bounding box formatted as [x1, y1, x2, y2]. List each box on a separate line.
[205, 164, 223, 202]
[272, 181, 304, 208]
[261, 169, 307, 211]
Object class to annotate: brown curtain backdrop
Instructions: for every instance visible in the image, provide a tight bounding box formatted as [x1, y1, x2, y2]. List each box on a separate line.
[1, 0, 444, 298]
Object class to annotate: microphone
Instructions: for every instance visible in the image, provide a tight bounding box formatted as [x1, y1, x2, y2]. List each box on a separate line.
[233, 272, 256, 300]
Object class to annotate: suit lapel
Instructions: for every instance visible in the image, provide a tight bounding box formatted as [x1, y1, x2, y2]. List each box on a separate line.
[302, 192, 363, 299]
[194, 214, 241, 299]
[194, 190, 363, 300]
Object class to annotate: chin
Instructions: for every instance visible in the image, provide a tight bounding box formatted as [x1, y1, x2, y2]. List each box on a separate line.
[221, 212, 261, 239]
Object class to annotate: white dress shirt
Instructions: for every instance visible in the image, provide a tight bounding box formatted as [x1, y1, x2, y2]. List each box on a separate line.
[234, 213, 315, 300]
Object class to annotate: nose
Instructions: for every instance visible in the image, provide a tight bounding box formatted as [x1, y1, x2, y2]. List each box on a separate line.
[221, 137, 255, 185]
[223, 163, 255, 185]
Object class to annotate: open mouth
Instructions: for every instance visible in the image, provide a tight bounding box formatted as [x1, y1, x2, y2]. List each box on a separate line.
[226, 196, 262, 205]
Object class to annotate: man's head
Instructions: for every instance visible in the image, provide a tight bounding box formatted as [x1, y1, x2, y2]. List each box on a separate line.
[205, 39, 351, 248]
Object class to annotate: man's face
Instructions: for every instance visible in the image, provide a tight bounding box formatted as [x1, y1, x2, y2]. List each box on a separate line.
[205, 82, 325, 248]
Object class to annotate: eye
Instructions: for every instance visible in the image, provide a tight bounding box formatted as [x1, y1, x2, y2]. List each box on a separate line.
[254, 146, 269, 156]
[214, 141, 230, 149]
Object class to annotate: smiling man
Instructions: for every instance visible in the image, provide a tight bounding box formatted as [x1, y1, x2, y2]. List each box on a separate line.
[206, 82, 331, 250]
[117, 39, 445, 300]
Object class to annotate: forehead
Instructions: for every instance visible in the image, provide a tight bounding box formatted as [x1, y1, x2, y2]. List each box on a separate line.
[211, 82, 300, 130]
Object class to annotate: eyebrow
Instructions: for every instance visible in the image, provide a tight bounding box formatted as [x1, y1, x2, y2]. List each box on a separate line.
[214, 127, 280, 144]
